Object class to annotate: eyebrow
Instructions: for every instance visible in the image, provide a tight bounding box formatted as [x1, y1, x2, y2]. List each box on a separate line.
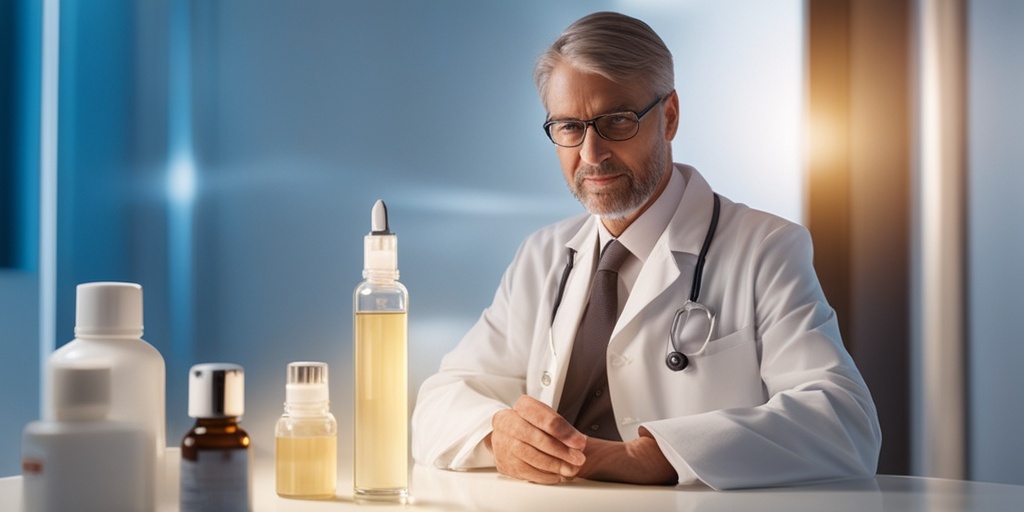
[546, 103, 637, 122]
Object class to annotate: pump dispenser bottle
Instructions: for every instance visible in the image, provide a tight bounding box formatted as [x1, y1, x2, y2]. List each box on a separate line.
[275, 361, 338, 498]
[45, 282, 164, 507]
[180, 363, 252, 512]
[22, 363, 151, 512]
[353, 199, 409, 503]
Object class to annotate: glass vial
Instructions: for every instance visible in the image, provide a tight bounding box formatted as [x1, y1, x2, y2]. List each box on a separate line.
[354, 200, 409, 503]
[46, 281, 165, 501]
[180, 363, 252, 512]
[22, 363, 151, 512]
[275, 361, 338, 499]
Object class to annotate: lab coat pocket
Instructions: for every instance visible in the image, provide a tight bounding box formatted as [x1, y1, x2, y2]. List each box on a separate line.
[680, 324, 763, 410]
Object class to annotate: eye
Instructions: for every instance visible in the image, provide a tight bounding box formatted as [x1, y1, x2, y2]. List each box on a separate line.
[605, 114, 631, 126]
[555, 122, 585, 133]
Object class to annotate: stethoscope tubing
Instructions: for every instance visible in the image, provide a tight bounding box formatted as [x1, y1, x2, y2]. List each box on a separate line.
[548, 193, 721, 372]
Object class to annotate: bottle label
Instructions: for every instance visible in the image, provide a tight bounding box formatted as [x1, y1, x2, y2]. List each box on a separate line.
[181, 448, 251, 512]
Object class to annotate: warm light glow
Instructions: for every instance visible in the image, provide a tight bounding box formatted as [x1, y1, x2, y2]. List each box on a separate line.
[806, 112, 845, 171]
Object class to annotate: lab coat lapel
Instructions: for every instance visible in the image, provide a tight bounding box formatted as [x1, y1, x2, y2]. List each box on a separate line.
[613, 165, 716, 341]
[544, 217, 601, 410]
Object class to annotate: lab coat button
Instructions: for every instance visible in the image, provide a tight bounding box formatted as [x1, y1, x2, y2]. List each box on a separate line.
[611, 355, 626, 367]
[541, 371, 552, 386]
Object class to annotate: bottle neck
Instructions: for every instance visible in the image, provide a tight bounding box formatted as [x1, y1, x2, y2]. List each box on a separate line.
[362, 269, 399, 282]
[74, 332, 143, 340]
[284, 401, 330, 417]
[193, 416, 241, 432]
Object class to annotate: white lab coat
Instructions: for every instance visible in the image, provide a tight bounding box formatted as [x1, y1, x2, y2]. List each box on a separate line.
[412, 165, 881, 490]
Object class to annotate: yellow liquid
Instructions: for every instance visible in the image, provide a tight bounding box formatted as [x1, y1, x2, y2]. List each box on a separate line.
[275, 435, 337, 498]
[354, 311, 408, 498]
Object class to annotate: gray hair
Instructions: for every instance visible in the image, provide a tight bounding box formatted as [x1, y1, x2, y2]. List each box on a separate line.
[534, 11, 675, 109]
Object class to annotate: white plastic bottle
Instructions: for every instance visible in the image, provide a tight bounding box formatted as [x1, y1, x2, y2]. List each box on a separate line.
[45, 282, 166, 495]
[353, 199, 409, 503]
[22, 363, 152, 512]
[275, 361, 338, 498]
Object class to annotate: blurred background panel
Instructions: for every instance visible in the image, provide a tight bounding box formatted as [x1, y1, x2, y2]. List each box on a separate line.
[2, 0, 1022, 488]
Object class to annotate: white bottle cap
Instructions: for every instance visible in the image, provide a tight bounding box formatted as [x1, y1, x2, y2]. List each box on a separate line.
[188, 363, 245, 418]
[285, 361, 329, 404]
[75, 282, 144, 337]
[52, 362, 112, 421]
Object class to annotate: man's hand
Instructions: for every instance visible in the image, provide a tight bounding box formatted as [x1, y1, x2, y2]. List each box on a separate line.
[485, 395, 587, 484]
[577, 427, 678, 485]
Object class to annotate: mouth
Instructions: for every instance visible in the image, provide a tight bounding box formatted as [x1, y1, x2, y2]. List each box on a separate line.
[580, 173, 623, 188]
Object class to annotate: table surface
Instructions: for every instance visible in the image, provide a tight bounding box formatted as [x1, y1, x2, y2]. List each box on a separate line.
[4, 448, 1024, 511]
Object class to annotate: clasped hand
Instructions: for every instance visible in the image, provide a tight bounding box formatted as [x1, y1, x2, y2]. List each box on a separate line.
[485, 395, 677, 485]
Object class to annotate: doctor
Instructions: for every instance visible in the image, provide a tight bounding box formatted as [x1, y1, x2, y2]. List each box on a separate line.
[412, 11, 881, 490]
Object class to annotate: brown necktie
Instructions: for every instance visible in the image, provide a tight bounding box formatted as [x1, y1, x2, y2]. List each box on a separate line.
[557, 239, 630, 440]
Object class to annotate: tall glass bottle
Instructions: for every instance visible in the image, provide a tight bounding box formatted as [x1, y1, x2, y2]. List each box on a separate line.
[354, 199, 409, 503]
[275, 361, 337, 499]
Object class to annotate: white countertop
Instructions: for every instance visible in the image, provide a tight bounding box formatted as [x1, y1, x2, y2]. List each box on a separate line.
[4, 448, 1024, 511]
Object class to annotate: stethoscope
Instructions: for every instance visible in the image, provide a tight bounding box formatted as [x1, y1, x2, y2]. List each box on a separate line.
[549, 193, 721, 373]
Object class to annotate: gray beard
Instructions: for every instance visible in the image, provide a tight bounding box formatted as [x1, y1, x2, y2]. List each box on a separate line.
[569, 143, 669, 220]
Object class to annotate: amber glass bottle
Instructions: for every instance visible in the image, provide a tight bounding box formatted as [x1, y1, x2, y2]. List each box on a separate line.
[180, 363, 252, 512]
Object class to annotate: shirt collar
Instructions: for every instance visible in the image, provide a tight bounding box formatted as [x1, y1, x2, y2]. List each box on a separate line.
[597, 165, 686, 265]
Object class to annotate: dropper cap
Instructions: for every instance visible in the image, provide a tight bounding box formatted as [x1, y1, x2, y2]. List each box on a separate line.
[363, 199, 398, 278]
[285, 361, 330, 405]
[52, 362, 112, 421]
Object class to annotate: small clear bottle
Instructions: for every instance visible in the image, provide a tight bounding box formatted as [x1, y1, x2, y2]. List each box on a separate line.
[275, 361, 338, 499]
[22, 363, 151, 512]
[180, 363, 251, 512]
[354, 199, 409, 503]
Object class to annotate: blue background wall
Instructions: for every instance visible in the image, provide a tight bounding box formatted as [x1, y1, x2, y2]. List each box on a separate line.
[967, 0, 1024, 486]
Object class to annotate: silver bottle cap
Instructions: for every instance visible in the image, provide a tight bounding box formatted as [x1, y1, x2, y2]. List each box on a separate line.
[188, 363, 245, 418]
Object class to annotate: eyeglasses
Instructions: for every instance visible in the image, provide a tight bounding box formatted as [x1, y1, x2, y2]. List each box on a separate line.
[543, 95, 667, 148]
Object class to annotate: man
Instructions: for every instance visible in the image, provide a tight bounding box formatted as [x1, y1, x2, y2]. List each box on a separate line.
[411, 11, 881, 490]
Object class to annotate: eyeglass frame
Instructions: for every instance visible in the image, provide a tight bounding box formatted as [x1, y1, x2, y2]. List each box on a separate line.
[542, 93, 669, 148]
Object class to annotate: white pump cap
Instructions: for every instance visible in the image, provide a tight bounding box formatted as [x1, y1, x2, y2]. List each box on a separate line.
[52, 362, 112, 421]
[285, 361, 330, 405]
[75, 282, 144, 337]
[188, 363, 245, 418]
[364, 199, 398, 276]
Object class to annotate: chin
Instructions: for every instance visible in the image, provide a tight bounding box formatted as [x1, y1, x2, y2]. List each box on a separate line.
[589, 203, 641, 221]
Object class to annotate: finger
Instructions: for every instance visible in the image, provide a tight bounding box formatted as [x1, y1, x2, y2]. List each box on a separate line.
[492, 409, 581, 480]
[500, 438, 576, 483]
[513, 396, 588, 451]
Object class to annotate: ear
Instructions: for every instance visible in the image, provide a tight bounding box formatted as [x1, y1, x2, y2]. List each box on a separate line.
[663, 90, 680, 141]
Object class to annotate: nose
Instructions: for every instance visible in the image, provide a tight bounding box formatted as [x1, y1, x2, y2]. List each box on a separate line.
[578, 124, 612, 165]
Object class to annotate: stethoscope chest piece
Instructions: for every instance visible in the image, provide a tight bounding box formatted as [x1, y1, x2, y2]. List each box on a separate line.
[665, 352, 689, 372]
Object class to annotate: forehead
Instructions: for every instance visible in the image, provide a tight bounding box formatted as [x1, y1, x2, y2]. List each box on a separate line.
[543, 63, 648, 119]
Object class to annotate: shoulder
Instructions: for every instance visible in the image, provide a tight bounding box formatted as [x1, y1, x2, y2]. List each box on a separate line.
[513, 212, 590, 263]
[716, 195, 810, 250]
